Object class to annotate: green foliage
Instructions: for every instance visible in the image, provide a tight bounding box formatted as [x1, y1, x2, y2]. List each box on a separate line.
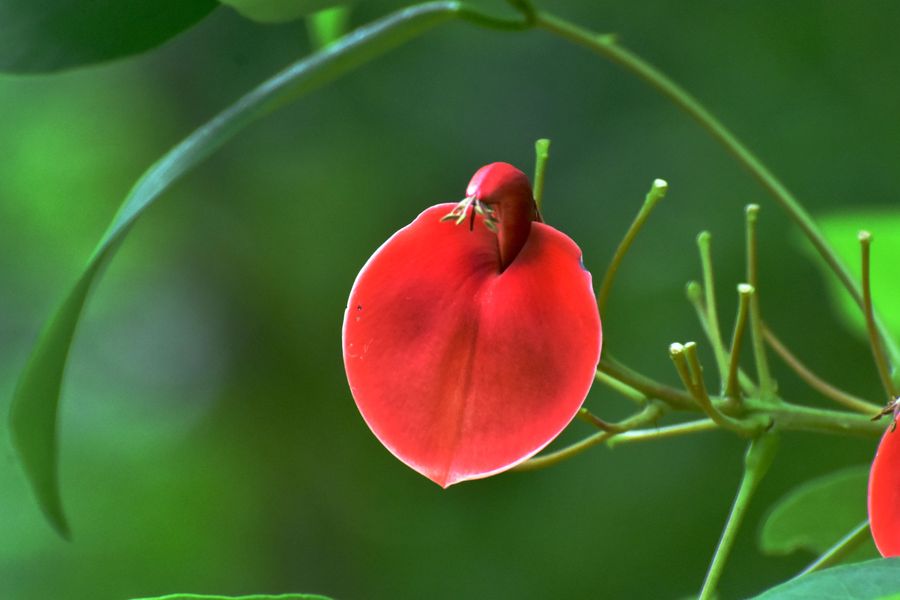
[0, 0, 217, 73]
[811, 209, 900, 343]
[219, 0, 344, 23]
[759, 466, 877, 562]
[7, 0, 459, 539]
[752, 558, 900, 599]
[132, 595, 334, 600]
[307, 6, 352, 49]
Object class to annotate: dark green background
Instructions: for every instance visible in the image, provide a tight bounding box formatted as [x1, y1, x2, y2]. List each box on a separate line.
[2, 1, 899, 598]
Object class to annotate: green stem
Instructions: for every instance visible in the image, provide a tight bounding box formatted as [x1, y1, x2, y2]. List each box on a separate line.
[699, 435, 778, 600]
[531, 10, 900, 368]
[745, 204, 775, 398]
[798, 520, 871, 577]
[601, 356, 883, 437]
[514, 403, 665, 471]
[576, 407, 623, 432]
[697, 232, 729, 389]
[859, 231, 896, 402]
[599, 356, 695, 410]
[726, 284, 754, 400]
[596, 179, 668, 314]
[532, 138, 551, 214]
[607, 418, 717, 447]
[594, 370, 647, 405]
[457, 2, 532, 30]
[743, 397, 882, 437]
[763, 324, 879, 415]
[686, 280, 756, 395]
[523, 359, 881, 473]
[676, 342, 767, 436]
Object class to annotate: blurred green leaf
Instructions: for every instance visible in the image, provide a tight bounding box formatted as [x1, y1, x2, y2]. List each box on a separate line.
[219, 0, 343, 23]
[8, 1, 460, 538]
[307, 6, 352, 49]
[759, 466, 876, 561]
[132, 595, 334, 600]
[808, 209, 900, 343]
[752, 558, 900, 599]
[0, 0, 217, 73]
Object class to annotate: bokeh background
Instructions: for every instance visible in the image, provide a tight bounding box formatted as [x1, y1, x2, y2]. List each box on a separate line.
[3, 1, 900, 598]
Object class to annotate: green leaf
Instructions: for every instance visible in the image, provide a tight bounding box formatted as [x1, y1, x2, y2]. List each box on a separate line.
[808, 209, 900, 344]
[0, 0, 217, 74]
[131, 595, 334, 600]
[752, 558, 900, 599]
[219, 0, 344, 23]
[9, 1, 461, 538]
[759, 466, 876, 561]
[307, 6, 352, 49]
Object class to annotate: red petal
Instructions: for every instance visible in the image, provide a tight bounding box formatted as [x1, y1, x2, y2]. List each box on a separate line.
[342, 204, 602, 486]
[869, 424, 900, 555]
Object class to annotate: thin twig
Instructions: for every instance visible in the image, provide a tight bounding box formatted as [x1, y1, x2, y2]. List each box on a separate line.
[576, 407, 624, 432]
[672, 342, 767, 436]
[745, 205, 775, 398]
[599, 356, 695, 410]
[686, 280, 756, 395]
[594, 370, 647, 405]
[859, 231, 896, 402]
[607, 418, 717, 447]
[697, 232, 729, 389]
[597, 179, 668, 314]
[763, 324, 880, 415]
[514, 403, 665, 471]
[726, 284, 754, 400]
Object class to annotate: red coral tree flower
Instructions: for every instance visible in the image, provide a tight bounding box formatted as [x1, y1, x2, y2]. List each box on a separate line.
[342, 162, 602, 487]
[869, 413, 900, 556]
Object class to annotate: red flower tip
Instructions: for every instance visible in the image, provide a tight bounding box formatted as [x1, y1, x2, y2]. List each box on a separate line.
[343, 164, 602, 487]
[464, 162, 539, 271]
[869, 418, 900, 556]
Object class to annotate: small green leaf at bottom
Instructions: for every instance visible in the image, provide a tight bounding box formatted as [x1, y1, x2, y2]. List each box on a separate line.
[759, 466, 876, 561]
[752, 558, 900, 599]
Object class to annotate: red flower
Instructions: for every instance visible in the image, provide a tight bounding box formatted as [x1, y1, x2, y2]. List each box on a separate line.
[342, 163, 602, 486]
[869, 417, 900, 555]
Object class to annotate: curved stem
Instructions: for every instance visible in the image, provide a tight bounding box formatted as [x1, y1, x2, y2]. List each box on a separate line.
[577, 407, 623, 432]
[514, 403, 665, 471]
[596, 179, 668, 314]
[532, 10, 900, 368]
[763, 324, 879, 415]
